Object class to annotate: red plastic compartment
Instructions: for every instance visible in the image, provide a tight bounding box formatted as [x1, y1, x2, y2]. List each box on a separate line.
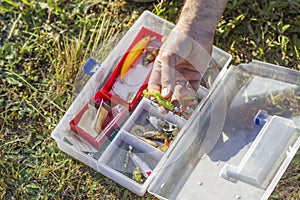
[101, 26, 163, 112]
[69, 91, 128, 148]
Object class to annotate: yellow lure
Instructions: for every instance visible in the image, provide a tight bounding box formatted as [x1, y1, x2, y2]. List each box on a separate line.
[120, 36, 151, 80]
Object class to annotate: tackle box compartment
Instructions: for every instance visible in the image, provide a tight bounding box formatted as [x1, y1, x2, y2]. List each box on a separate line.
[51, 11, 300, 199]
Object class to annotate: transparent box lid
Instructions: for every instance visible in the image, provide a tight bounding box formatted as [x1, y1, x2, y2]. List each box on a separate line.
[148, 60, 300, 200]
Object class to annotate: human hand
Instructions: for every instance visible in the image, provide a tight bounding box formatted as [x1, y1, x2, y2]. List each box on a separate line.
[148, 26, 214, 115]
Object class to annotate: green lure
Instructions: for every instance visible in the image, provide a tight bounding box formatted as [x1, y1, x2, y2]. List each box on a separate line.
[142, 89, 178, 112]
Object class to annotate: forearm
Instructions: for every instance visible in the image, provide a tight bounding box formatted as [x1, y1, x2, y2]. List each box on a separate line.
[176, 0, 227, 39]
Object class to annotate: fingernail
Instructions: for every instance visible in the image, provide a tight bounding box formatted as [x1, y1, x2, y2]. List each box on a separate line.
[162, 87, 169, 97]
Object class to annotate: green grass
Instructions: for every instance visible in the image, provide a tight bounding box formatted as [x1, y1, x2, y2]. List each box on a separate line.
[0, 0, 299, 199]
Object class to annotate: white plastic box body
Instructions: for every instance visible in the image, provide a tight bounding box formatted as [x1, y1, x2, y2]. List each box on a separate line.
[51, 11, 300, 199]
[51, 11, 232, 196]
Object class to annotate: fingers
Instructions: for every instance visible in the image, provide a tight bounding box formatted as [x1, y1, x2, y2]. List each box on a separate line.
[171, 84, 198, 119]
[147, 29, 211, 116]
[148, 51, 178, 99]
[171, 83, 196, 102]
[160, 51, 176, 99]
[148, 60, 162, 93]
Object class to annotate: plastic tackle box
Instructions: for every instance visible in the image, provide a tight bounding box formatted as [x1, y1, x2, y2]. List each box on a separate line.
[51, 11, 300, 199]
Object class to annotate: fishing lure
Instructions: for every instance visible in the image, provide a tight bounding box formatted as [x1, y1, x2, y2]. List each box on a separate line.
[130, 125, 159, 147]
[142, 89, 179, 112]
[142, 131, 168, 142]
[142, 48, 159, 66]
[147, 115, 179, 135]
[132, 166, 144, 184]
[124, 145, 133, 175]
[120, 36, 151, 80]
[130, 152, 152, 178]
[158, 142, 169, 153]
[146, 115, 161, 130]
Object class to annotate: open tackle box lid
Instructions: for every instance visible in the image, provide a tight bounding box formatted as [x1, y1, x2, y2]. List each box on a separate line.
[148, 60, 300, 199]
[51, 11, 299, 199]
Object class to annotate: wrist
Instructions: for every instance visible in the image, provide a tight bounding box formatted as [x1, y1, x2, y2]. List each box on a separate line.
[175, 0, 227, 41]
[176, 12, 219, 36]
[172, 23, 214, 55]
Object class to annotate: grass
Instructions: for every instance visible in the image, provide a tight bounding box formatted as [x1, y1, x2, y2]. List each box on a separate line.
[0, 0, 299, 199]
